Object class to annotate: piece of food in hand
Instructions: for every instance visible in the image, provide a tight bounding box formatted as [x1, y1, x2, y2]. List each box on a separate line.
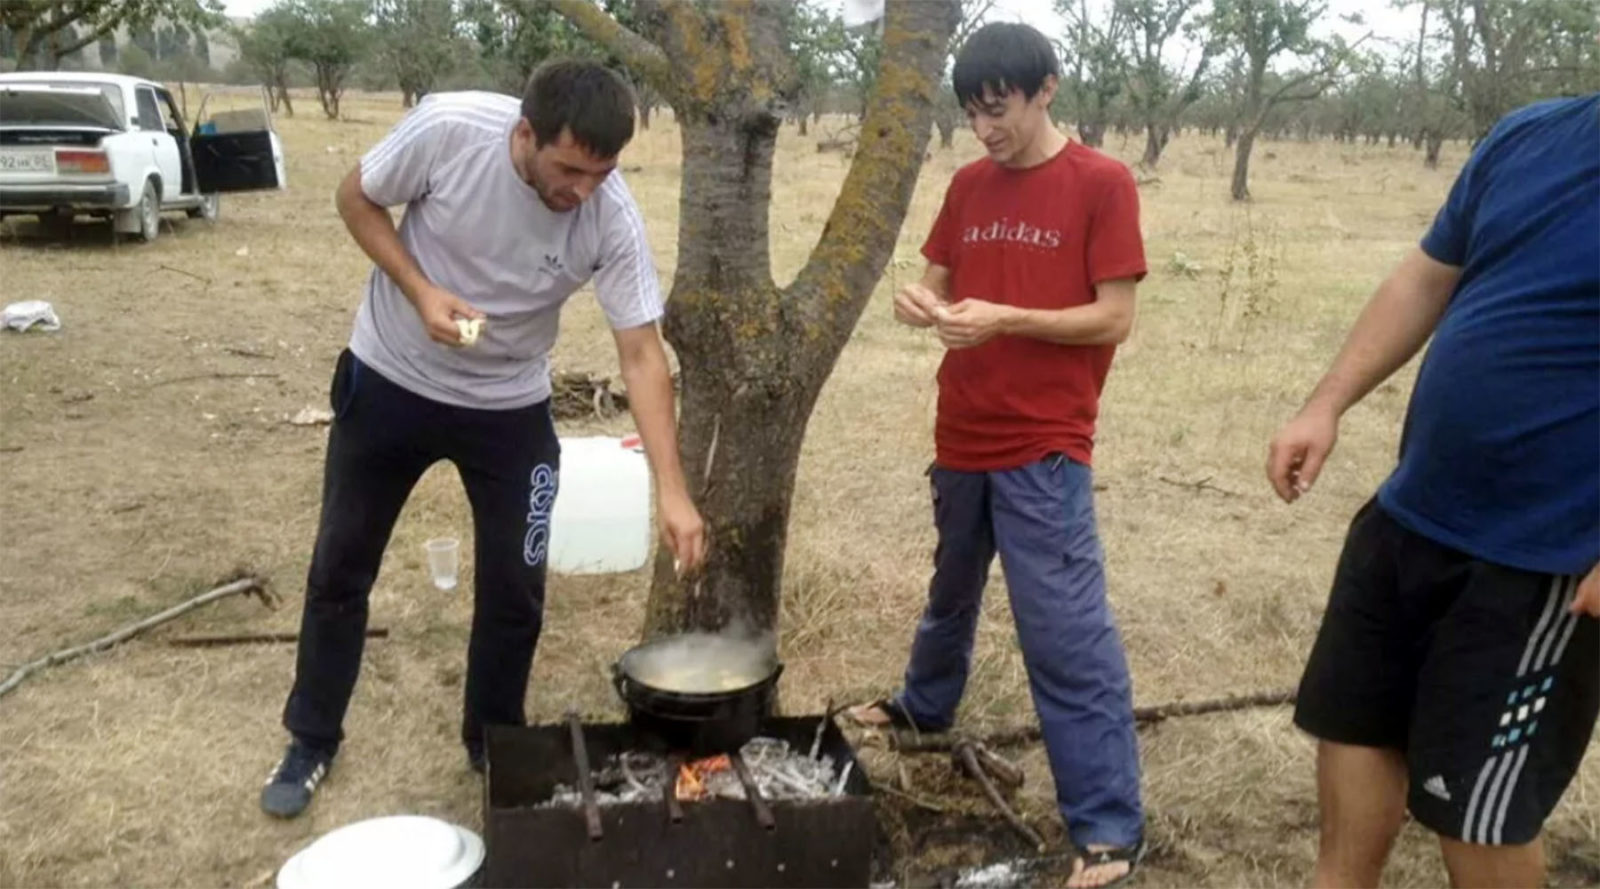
[933, 305, 952, 323]
[455, 317, 484, 346]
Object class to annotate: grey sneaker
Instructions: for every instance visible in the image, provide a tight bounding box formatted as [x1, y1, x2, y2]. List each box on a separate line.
[260, 741, 333, 818]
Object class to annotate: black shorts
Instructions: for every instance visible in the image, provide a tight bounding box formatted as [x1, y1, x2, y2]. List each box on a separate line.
[1294, 499, 1598, 846]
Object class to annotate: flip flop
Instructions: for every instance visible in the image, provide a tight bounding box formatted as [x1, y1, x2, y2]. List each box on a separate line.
[844, 697, 920, 730]
[1068, 840, 1144, 889]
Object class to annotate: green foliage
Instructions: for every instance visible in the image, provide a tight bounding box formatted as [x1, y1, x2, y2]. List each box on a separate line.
[279, 0, 372, 118]
[374, 0, 464, 103]
[0, 0, 221, 71]
[1053, 0, 1131, 144]
[461, 0, 605, 93]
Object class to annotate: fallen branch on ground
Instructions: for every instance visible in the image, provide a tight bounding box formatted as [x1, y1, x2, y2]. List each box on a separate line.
[167, 628, 386, 648]
[955, 741, 1046, 852]
[1157, 475, 1240, 497]
[889, 688, 1297, 752]
[159, 264, 210, 285]
[551, 371, 627, 420]
[149, 372, 280, 388]
[0, 576, 275, 699]
[870, 780, 948, 813]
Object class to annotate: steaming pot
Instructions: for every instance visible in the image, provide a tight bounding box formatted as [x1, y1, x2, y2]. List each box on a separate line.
[611, 632, 784, 754]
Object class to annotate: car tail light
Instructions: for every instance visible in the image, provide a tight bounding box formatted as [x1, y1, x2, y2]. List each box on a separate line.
[55, 149, 110, 174]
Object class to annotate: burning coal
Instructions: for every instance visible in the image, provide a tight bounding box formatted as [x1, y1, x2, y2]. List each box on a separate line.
[541, 736, 849, 808]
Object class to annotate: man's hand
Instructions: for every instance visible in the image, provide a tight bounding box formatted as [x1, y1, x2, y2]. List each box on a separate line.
[894, 283, 944, 328]
[1572, 563, 1600, 618]
[659, 489, 707, 575]
[412, 283, 485, 346]
[935, 299, 1012, 350]
[1267, 405, 1340, 503]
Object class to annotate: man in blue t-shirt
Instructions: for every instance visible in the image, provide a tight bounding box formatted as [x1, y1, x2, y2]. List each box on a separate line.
[1267, 93, 1599, 888]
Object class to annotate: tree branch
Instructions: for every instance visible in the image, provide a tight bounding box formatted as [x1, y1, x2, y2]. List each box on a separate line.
[785, 0, 957, 356]
[54, 14, 124, 59]
[546, 0, 676, 101]
[952, 0, 996, 47]
[20, 0, 97, 60]
[0, 576, 274, 700]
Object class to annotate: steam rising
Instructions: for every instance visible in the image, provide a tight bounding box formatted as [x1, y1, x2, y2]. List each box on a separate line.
[622, 622, 778, 694]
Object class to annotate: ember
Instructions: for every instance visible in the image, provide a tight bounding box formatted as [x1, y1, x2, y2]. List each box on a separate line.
[540, 736, 850, 808]
[675, 754, 729, 800]
[484, 715, 877, 888]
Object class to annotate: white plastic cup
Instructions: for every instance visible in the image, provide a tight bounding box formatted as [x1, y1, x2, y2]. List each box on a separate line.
[424, 538, 460, 591]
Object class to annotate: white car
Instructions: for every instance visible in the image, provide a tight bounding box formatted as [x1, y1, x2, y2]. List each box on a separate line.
[0, 72, 286, 241]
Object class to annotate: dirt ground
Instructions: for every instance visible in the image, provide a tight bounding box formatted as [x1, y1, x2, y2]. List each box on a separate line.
[0, 88, 1594, 888]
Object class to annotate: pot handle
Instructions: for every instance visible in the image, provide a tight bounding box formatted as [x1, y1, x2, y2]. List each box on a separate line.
[610, 662, 629, 700]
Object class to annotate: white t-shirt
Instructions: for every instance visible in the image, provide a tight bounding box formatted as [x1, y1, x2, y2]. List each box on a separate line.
[347, 91, 662, 409]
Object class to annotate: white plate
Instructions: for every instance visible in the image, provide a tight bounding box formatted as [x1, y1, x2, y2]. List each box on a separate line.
[277, 815, 484, 889]
[0, 149, 55, 174]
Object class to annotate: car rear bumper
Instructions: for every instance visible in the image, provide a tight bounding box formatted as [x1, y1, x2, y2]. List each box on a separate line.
[0, 182, 130, 212]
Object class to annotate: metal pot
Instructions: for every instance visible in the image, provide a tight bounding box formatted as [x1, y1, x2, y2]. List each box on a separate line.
[611, 632, 783, 754]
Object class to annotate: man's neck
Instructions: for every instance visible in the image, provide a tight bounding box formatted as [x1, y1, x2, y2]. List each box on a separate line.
[1003, 124, 1069, 170]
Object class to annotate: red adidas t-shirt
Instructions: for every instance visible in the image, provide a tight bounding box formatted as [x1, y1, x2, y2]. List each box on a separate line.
[922, 142, 1147, 471]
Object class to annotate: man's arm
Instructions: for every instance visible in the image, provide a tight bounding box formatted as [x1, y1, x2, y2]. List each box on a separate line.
[893, 264, 951, 327]
[934, 278, 1136, 349]
[336, 167, 482, 346]
[1266, 247, 1462, 502]
[612, 323, 707, 572]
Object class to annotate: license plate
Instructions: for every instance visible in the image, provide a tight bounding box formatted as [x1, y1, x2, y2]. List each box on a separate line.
[0, 150, 56, 174]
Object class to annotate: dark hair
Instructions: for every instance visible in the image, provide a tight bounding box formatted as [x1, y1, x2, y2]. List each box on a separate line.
[522, 58, 636, 158]
[952, 22, 1061, 108]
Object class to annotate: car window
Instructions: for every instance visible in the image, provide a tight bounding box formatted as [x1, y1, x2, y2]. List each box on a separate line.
[0, 80, 126, 128]
[135, 88, 164, 132]
[157, 90, 185, 132]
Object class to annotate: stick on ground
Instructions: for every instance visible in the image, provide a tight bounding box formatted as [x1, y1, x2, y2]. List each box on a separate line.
[0, 576, 272, 700]
[956, 742, 1046, 853]
[167, 628, 386, 648]
[890, 688, 1297, 752]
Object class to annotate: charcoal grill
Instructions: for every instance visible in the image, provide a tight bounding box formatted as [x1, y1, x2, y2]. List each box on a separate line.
[483, 715, 877, 888]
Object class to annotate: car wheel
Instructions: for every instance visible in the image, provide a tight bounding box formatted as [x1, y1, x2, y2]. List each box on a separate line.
[137, 180, 160, 242]
[186, 193, 220, 221]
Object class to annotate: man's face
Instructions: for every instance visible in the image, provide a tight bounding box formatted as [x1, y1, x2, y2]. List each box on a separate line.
[512, 121, 617, 212]
[965, 79, 1056, 166]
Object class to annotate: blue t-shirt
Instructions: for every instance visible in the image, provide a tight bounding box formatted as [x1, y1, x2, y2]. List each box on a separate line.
[1378, 94, 1600, 577]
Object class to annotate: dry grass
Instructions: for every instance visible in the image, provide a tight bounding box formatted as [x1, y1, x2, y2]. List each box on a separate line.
[0, 88, 1594, 888]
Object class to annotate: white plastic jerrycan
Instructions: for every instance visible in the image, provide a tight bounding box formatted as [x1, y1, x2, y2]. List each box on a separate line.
[548, 436, 653, 574]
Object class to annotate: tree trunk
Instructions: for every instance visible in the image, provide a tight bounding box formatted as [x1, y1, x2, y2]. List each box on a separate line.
[402, 89, 415, 108]
[1424, 131, 1443, 169]
[276, 78, 294, 117]
[936, 116, 954, 149]
[1387, 132, 1398, 148]
[1231, 127, 1256, 200]
[797, 114, 807, 137]
[641, 113, 798, 633]
[1078, 119, 1106, 148]
[640, 103, 652, 130]
[318, 67, 340, 120]
[1224, 123, 1238, 148]
[1139, 122, 1166, 169]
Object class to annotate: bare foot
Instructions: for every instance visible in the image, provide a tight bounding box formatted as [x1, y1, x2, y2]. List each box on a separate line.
[844, 701, 897, 727]
[1066, 846, 1134, 889]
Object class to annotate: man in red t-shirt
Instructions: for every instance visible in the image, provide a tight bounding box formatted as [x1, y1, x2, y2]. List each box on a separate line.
[848, 22, 1147, 889]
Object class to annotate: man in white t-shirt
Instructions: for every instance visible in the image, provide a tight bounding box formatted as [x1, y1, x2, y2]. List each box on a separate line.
[260, 60, 705, 818]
